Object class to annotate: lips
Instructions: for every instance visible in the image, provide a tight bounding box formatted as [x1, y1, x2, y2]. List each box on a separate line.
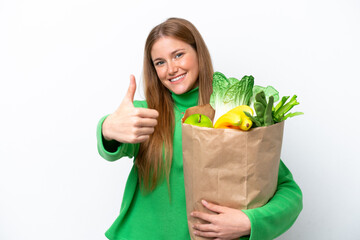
[169, 73, 186, 82]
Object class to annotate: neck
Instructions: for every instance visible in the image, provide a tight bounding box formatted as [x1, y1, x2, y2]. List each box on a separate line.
[170, 87, 199, 110]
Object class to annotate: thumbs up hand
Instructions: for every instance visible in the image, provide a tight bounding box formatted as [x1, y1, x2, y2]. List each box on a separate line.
[102, 75, 159, 144]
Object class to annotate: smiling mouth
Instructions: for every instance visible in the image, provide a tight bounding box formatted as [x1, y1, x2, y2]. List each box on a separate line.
[169, 73, 186, 82]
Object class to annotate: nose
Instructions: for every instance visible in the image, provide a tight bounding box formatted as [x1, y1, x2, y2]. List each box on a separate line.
[168, 61, 178, 75]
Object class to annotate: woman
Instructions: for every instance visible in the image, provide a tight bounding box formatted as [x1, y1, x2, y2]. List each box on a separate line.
[97, 17, 302, 240]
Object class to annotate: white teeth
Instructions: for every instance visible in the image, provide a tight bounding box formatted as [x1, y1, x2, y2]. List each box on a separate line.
[170, 74, 186, 82]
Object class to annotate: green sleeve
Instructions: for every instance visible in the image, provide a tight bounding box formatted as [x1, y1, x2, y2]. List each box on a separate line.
[241, 160, 303, 240]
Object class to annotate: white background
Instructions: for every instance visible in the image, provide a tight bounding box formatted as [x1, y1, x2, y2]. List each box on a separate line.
[1, 0, 359, 239]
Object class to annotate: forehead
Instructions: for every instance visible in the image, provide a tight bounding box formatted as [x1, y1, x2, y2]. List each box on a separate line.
[151, 36, 192, 58]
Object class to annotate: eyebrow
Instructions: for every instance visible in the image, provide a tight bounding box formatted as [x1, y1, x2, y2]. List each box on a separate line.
[152, 48, 186, 62]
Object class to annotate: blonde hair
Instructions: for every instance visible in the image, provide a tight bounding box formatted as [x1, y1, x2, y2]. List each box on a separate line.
[136, 17, 214, 191]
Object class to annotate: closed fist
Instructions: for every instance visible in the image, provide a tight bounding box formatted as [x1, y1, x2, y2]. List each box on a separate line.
[102, 75, 159, 144]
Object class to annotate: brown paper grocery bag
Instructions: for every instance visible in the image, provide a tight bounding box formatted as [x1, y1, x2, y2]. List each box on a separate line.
[181, 104, 285, 240]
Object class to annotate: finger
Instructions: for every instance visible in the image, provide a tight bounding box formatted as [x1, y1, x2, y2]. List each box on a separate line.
[134, 127, 155, 136]
[134, 118, 158, 128]
[202, 200, 226, 214]
[134, 108, 159, 119]
[123, 75, 136, 104]
[193, 223, 218, 233]
[128, 134, 150, 144]
[191, 211, 216, 223]
[193, 230, 218, 238]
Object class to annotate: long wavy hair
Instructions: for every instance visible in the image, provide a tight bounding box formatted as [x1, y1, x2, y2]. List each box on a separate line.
[136, 17, 214, 191]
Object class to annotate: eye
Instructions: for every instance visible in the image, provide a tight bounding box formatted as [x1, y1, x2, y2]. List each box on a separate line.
[175, 52, 184, 58]
[154, 61, 164, 66]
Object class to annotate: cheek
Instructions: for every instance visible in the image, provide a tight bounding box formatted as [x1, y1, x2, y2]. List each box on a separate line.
[155, 67, 166, 80]
[184, 55, 199, 73]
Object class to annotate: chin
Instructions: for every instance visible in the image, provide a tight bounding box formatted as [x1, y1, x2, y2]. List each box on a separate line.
[170, 86, 191, 95]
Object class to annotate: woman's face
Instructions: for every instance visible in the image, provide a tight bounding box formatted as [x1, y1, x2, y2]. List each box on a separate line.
[151, 36, 199, 95]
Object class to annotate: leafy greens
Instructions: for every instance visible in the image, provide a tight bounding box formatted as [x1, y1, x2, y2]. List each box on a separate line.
[210, 71, 280, 123]
[210, 72, 254, 123]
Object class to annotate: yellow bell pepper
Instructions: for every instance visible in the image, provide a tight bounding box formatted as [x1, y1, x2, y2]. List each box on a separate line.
[214, 105, 254, 131]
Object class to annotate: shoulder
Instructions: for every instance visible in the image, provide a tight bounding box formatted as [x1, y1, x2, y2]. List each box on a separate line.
[133, 100, 148, 108]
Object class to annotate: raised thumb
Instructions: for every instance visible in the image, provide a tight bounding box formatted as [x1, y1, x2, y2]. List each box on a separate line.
[123, 74, 137, 104]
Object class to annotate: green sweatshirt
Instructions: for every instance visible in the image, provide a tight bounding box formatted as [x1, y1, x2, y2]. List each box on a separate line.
[97, 87, 303, 240]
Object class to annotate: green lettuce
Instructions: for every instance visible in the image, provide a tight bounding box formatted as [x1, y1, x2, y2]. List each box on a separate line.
[251, 85, 279, 104]
[210, 72, 254, 123]
[210, 71, 282, 124]
[210, 71, 303, 126]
